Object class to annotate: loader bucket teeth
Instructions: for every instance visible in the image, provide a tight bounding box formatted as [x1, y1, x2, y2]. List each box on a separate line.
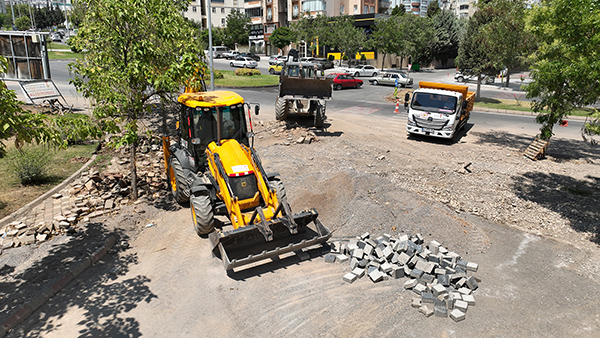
[209, 209, 332, 271]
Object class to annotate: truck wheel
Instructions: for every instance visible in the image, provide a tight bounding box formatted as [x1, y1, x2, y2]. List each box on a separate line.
[314, 102, 325, 128]
[269, 179, 288, 213]
[275, 98, 289, 121]
[168, 155, 190, 204]
[191, 193, 214, 235]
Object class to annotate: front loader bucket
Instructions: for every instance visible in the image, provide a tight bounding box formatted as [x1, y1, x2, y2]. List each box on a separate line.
[209, 208, 332, 271]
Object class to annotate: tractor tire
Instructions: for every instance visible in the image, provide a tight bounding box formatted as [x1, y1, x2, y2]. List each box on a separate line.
[168, 155, 190, 204]
[191, 193, 214, 235]
[269, 179, 288, 210]
[314, 102, 325, 128]
[275, 98, 289, 121]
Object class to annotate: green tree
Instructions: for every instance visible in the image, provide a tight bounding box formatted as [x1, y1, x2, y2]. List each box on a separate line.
[49, 4, 65, 26]
[391, 6, 406, 16]
[269, 27, 295, 54]
[479, 0, 533, 87]
[69, 0, 206, 199]
[324, 15, 366, 63]
[525, 0, 600, 141]
[370, 16, 405, 70]
[0, 56, 63, 158]
[426, 10, 460, 68]
[224, 10, 250, 49]
[15, 16, 31, 31]
[427, 0, 441, 17]
[405, 15, 435, 66]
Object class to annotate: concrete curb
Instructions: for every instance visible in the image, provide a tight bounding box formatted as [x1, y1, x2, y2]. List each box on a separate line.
[474, 106, 589, 121]
[0, 154, 97, 229]
[215, 84, 279, 89]
[0, 234, 118, 337]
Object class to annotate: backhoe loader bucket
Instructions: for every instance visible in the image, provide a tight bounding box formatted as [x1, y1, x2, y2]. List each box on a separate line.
[209, 209, 332, 271]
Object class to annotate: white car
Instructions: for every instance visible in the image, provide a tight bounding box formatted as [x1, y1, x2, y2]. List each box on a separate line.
[268, 55, 286, 65]
[224, 51, 240, 59]
[369, 72, 414, 87]
[230, 57, 258, 68]
[345, 65, 379, 77]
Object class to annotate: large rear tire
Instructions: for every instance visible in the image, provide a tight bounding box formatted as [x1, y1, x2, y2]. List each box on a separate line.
[269, 179, 288, 213]
[191, 194, 214, 235]
[275, 98, 289, 121]
[314, 102, 325, 128]
[168, 155, 190, 204]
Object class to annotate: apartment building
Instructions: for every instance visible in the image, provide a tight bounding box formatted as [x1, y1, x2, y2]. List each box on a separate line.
[184, 0, 245, 28]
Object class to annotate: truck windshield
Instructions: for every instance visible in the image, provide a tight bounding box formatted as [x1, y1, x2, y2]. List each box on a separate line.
[411, 93, 457, 113]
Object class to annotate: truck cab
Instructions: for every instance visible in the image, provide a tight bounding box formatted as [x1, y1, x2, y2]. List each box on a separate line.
[405, 82, 474, 139]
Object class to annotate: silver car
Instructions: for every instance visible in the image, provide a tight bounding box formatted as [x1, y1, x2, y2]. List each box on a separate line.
[368, 72, 413, 87]
[230, 57, 258, 68]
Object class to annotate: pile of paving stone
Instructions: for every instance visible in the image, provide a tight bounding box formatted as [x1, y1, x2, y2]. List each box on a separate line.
[324, 232, 479, 322]
[257, 120, 320, 145]
[0, 144, 168, 251]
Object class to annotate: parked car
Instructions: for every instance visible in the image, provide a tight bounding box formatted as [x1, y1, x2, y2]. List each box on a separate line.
[299, 57, 315, 63]
[50, 33, 62, 42]
[206, 46, 229, 59]
[326, 73, 363, 90]
[269, 62, 284, 75]
[314, 58, 334, 70]
[454, 69, 495, 84]
[344, 65, 378, 77]
[239, 52, 261, 62]
[230, 57, 258, 68]
[268, 55, 286, 65]
[369, 72, 413, 87]
[223, 51, 240, 59]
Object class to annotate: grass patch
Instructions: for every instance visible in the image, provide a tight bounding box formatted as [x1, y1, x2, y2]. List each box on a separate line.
[47, 42, 72, 50]
[0, 143, 97, 219]
[213, 69, 279, 87]
[48, 50, 83, 60]
[474, 98, 595, 117]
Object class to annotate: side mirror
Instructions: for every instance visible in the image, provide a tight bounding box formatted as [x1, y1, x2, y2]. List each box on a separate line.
[462, 101, 468, 110]
[404, 102, 409, 108]
[404, 93, 410, 102]
[254, 105, 260, 115]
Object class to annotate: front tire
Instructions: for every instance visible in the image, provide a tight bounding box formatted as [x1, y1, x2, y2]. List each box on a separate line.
[191, 194, 214, 235]
[275, 98, 289, 121]
[269, 179, 288, 213]
[354, 72, 360, 77]
[314, 102, 325, 128]
[335, 84, 342, 90]
[269, 69, 275, 74]
[168, 155, 190, 204]
[457, 76, 464, 82]
[372, 72, 377, 77]
[373, 80, 379, 85]
[230, 62, 234, 67]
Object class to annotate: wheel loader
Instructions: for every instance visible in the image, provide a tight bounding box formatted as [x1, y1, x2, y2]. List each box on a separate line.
[162, 90, 332, 271]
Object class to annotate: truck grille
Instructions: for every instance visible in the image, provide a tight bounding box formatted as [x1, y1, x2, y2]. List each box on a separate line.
[413, 116, 448, 130]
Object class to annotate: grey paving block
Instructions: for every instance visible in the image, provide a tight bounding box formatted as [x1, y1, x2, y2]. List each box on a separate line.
[415, 259, 429, 272]
[439, 246, 449, 254]
[396, 241, 409, 252]
[419, 305, 434, 317]
[421, 292, 434, 303]
[380, 262, 393, 273]
[398, 252, 411, 265]
[410, 268, 424, 279]
[415, 233, 424, 243]
[350, 257, 359, 270]
[412, 298, 422, 308]
[434, 298, 448, 317]
[403, 265, 412, 276]
[352, 267, 366, 278]
[296, 251, 310, 261]
[458, 287, 471, 295]
[358, 259, 369, 268]
[456, 277, 467, 288]
[434, 268, 446, 275]
[456, 259, 468, 268]
[429, 255, 441, 264]
[432, 283, 447, 297]
[343, 273, 358, 283]
[360, 232, 370, 240]
[437, 274, 450, 287]
[364, 244, 374, 256]
[324, 254, 336, 263]
[330, 241, 341, 253]
[408, 255, 420, 268]
[383, 233, 392, 242]
[367, 265, 379, 275]
[391, 252, 400, 264]
[374, 246, 384, 258]
[414, 283, 427, 295]
[466, 276, 479, 290]
[366, 238, 378, 248]
[398, 234, 409, 242]
[337, 254, 349, 263]
[347, 239, 359, 252]
[466, 261, 479, 272]
[462, 294, 475, 305]
[450, 309, 466, 322]
[418, 248, 431, 259]
[357, 240, 366, 249]
[404, 279, 418, 289]
[382, 246, 394, 260]
[390, 264, 403, 278]
[419, 273, 435, 284]
[368, 269, 385, 283]
[454, 299, 468, 312]
[352, 248, 364, 259]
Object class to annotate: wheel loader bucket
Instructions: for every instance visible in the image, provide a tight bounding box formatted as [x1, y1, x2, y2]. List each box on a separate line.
[209, 208, 332, 271]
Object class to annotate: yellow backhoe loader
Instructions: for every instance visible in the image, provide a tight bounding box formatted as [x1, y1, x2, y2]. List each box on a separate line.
[162, 90, 331, 271]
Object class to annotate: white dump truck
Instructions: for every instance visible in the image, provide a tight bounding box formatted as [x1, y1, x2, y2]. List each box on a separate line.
[404, 81, 475, 139]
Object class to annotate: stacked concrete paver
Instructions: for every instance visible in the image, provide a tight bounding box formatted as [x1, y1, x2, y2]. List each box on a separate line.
[325, 232, 479, 322]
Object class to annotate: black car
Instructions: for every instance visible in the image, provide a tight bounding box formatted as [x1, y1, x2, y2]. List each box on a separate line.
[239, 53, 261, 62]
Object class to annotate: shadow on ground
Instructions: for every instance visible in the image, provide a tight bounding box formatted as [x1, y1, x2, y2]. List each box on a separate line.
[513, 172, 600, 244]
[0, 222, 155, 337]
[472, 130, 600, 162]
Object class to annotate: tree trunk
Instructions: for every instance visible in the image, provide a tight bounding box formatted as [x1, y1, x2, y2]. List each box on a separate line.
[381, 52, 386, 71]
[161, 102, 168, 137]
[504, 68, 511, 88]
[476, 73, 482, 99]
[130, 143, 138, 200]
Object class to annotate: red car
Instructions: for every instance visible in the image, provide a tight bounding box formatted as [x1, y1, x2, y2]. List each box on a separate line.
[326, 73, 363, 90]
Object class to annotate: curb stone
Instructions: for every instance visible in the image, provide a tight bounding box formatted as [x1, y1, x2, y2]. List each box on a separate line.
[0, 154, 98, 229]
[0, 234, 118, 337]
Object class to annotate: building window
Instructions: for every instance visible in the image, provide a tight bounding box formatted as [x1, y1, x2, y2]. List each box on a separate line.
[267, 8, 272, 21]
[293, 4, 299, 15]
[222, 18, 226, 25]
[460, 4, 469, 10]
[340, 4, 344, 14]
[370, 6, 374, 13]
[354, 5, 358, 13]
[221, 8, 225, 13]
[192, 6, 197, 12]
[212, 7, 216, 13]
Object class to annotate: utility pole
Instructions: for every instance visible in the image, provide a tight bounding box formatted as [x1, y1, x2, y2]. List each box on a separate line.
[206, 0, 215, 91]
[9, 0, 16, 30]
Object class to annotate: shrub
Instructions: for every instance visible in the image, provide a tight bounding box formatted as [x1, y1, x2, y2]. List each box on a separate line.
[342, 55, 349, 61]
[214, 70, 224, 79]
[360, 54, 366, 61]
[53, 113, 102, 144]
[235, 68, 261, 76]
[328, 54, 334, 61]
[7, 146, 52, 185]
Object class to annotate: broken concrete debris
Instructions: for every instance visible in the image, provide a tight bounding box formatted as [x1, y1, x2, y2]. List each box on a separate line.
[331, 232, 479, 321]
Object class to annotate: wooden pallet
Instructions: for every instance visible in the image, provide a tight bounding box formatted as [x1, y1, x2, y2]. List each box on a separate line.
[524, 138, 549, 160]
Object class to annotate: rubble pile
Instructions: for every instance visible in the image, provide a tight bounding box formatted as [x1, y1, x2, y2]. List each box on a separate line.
[0, 143, 168, 251]
[325, 232, 479, 322]
[257, 121, 320, 145]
